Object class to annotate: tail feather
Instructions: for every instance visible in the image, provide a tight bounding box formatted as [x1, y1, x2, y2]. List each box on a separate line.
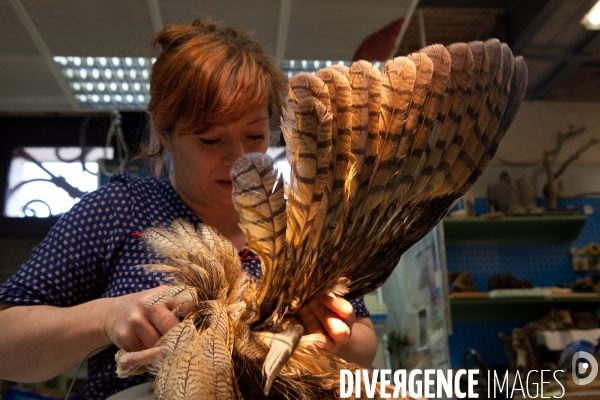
[143, 222, 232, 301]
[231, 153, 286, 309]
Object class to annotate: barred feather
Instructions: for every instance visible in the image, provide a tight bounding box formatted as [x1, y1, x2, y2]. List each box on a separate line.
[461, 55, 528, 193]
[315, 68, 352, 241]
[348, 61, 382, 212]
[363, 56, 416, 214]
[284, 93, 332, 259]
[404, 43, 480, 212]
[404, 42, 473, 205]
[388, 44, 451, 203]
[430, 41, 489, 197]
[442, 38, 503, 192]
[231, 154, 286, 304]
[285, 74, 331, 167]
[453, 41, 513, 191]
[379, 51, 433, 209]
[151, 318, 200, 398]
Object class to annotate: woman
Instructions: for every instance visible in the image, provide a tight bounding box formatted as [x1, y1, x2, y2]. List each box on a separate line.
[0, 20, 377, 399]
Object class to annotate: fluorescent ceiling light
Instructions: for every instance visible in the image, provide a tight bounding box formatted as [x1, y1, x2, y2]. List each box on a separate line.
[281, 60, 361, 79]
[55, 57, 358, 109]
[582, 0, 600, 30]
[53, 56, 154, 110]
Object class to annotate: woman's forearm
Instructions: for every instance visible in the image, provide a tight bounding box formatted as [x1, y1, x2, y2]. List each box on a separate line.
[0, 299, 113, 382]
[0, 285, 187, 383]
[336, 316, 378, 368]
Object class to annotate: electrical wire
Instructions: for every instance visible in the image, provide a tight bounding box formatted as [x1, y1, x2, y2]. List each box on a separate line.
[64, 343, 112, 400]
[100, 110, 130, 176]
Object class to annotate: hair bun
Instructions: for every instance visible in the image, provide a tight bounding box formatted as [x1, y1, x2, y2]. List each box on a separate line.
[191, 19, 217, 32]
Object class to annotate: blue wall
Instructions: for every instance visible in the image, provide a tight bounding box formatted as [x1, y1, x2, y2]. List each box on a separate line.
[447, 197, 600, 367]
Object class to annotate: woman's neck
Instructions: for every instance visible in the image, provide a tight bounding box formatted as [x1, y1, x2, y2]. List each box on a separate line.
[169, 176, 246, 250]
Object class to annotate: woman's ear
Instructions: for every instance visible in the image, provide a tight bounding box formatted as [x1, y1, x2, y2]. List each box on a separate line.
[156, 127, 172, 152]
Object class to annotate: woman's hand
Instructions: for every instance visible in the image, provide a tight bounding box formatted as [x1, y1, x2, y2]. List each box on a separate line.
[296, 294, 356, 354]
[103, 286, 194, 351]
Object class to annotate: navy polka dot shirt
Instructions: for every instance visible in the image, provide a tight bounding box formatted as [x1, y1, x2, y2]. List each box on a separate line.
[0, 171, 369, 399]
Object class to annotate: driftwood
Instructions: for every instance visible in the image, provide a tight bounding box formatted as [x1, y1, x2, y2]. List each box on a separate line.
[543, 127, 600, 210]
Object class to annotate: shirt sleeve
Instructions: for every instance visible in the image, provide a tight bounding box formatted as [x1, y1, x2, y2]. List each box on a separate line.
[0, 179, 131, 307]
[351, 297, 370, 317]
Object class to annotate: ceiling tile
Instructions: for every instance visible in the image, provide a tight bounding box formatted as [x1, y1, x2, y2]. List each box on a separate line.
[395, 7, 503, 57]
[0, 56, 70, 111]
[21, 0, 156, 57]
[159, 0, 280, 56]
[527, 0, 593, 50]
[0, 0, 39, 55]
[286, 0, 410, 60]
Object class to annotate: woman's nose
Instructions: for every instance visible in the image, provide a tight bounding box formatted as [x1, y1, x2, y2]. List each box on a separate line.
[223, 139, 245, 166]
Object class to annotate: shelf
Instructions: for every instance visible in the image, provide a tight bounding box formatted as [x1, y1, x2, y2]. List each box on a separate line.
[450, 294, 600, 322]
[443, 215, 588, 244]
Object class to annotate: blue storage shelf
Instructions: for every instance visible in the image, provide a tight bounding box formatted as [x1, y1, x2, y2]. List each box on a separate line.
[447, 197, 600, 367]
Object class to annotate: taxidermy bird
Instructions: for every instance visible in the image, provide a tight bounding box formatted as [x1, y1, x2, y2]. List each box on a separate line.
[115, 39, 527, 399]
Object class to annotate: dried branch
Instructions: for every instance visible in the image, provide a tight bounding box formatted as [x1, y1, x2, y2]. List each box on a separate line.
[544, 126, 586, 160]
[554, 137, 600, 179]
[542, 126, 600, 210]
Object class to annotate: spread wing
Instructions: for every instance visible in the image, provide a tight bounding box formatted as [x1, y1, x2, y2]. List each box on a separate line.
[234, 39, 528, 319]
[128, 39, 528, 400]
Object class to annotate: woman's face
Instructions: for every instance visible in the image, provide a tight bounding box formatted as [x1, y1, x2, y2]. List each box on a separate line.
[160, 105, 271, 209]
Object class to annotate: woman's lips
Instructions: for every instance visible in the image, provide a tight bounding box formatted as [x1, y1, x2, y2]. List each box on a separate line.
[216, 180, 233, 189]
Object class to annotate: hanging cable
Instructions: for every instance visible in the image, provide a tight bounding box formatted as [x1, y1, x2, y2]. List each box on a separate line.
[100, 110, 129, 176]
[64, 343, 112, 400]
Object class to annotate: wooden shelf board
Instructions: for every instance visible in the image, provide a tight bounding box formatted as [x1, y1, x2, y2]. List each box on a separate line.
[450, 294, 600, 322]
[443, 215, 588, 244]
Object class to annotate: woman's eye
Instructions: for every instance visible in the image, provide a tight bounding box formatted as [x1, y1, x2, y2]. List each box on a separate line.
[247, 134, 266, 141]
[199, 138, 221, 146]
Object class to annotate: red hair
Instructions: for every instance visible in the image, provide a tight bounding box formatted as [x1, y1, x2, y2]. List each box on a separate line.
[140, 19, 288, 175]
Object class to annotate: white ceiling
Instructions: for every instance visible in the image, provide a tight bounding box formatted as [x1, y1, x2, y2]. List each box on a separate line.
[0, 0, 411, 112]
